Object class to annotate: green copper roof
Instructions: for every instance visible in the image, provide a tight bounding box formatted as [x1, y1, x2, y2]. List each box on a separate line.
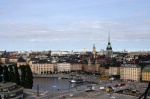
[142, 66, 150, 72]
[106, 42, 112, 50]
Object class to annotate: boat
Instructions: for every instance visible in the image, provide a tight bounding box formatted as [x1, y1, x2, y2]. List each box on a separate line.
[70, 78, 84, 83]
[75, 78, 84, 83]
[58, 77, 61, 79]
[70, 79, 76, 83]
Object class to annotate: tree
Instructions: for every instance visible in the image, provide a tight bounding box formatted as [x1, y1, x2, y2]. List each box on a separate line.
[20, 65, 26, 87]
[8, 65, 15, 82]
[20, 65, 33, 89]
[0, 65, 3, 82]
[3, 65, 9, 82]
[14, 64, 20, 85]
[26, 65, 33, 88]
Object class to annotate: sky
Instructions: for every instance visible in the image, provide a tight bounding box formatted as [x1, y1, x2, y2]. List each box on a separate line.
[0, 0, 150, 52]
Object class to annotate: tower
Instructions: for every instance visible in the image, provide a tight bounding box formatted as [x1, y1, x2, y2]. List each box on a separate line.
[106, 30, 113, 58]
[92, 44, 96, 58]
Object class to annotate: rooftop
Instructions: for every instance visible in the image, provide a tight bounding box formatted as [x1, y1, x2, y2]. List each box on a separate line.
[142, 65, 150, 72]
[0, 82, 16, 89]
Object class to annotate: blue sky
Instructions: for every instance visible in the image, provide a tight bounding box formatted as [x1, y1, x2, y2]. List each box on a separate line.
[0, 0, 150, 51]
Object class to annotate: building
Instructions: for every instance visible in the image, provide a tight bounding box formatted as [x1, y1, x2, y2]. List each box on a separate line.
[0, 57, 9, 64]
[17, 57, 27, 67]
[17, 62, 27, 67]
[120, 64, 141, 82]
[70, 63, 82, 71]
[142, 65, 150, 81]
[30, 62, 54, 74]
[0, 82, 23, 99]
[9, 57, 18, 63]
[106, 30, 113, 58]
[57, 62, 71, 72]
[109, 65, 120, 79]
[92, 44, 96, 58]
[99, 66, 105, 76]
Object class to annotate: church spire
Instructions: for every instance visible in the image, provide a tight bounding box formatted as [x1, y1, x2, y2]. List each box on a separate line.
[108, 29, 110, 43]
[106, 29, 112, 50]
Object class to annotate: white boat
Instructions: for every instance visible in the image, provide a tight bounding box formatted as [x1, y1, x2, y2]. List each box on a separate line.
[58, 77, 61, 79]
[70, 79, 76, 83]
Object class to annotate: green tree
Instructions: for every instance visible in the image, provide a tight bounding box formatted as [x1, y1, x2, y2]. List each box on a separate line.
[26, 65, 33, 88]
[0, 65, 3, 82]
[8, 65, 15, 82]
[20, 65, 33, 89]
[14, 64, 20, 85]
[20, 65, 26, 87]
[3, 65, 9, 82]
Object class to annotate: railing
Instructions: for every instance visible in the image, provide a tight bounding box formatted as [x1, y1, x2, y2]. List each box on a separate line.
[138, 82, 150, 99]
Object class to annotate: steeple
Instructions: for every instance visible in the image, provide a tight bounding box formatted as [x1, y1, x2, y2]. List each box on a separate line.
[108, 29, 110, 43]
[106, 29, 112, 50]
[92, 44, 96, 58]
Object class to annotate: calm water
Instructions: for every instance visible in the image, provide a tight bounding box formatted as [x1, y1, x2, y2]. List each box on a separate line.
[32, 77, 90, 91]
[32, 77, 70, 90]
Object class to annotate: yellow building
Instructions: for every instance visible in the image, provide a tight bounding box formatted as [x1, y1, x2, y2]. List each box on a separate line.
[17, 62, 27, 67]
[120, 64, 141, 82]
[109, 66, 120, 76]
[31, 62, 54, 74]
[142, 66, 150, 81]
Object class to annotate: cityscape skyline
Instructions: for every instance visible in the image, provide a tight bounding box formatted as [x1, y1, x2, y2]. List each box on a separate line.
[0, 0, 150, 51]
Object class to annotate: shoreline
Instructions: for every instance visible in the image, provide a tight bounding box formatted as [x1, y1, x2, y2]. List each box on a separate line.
[33, 74, 100, 84]
[33, 74, 69, 78]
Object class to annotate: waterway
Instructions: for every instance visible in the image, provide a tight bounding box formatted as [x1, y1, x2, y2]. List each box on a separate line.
[32, 77, 70, 91]
[32, 77, 92, 91]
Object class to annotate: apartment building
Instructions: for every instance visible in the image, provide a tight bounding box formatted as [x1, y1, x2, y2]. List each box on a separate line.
[99, 66, 105, 75]
[109, 66, 120, 76]
[120, 64, 141, 82]
[17, 62, 27, 67]
[142, 65, 150, 81]
[57, 62, 71, 72]
[70, 64, 82, 71]
[9, 57, 18, 63]
[31, 62, 54, 74]
[0, 57, 9, 64]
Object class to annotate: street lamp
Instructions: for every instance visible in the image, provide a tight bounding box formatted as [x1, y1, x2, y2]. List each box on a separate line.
[52, 86, 56, 99]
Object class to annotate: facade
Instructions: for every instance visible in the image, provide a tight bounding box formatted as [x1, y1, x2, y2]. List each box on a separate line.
[9, 57, 18, 63]
[57, 63, 71, 72]
[30, 62, 54, 74]
[17, 62, 27, 67]
[0, 58, 9, 64]
[142, 65, 150, 81]
[0, 82, 23, 99]
[86, 58, 96, 73]
[105, 69, 109, 77]
[109, 66, 120, 76]
[99, 66, 105, 75]
[81, 64, 88, 72]
[120, 64, 141, 82]
[70, 64, 82, 71]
